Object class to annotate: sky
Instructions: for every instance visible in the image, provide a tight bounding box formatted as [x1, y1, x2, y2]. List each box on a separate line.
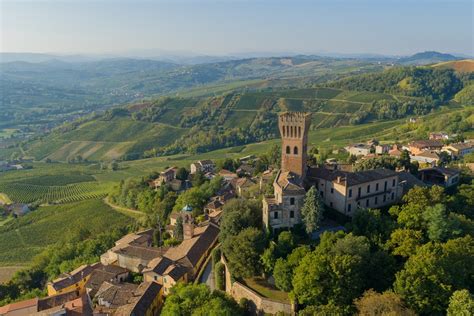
[1, 0, 473, 57]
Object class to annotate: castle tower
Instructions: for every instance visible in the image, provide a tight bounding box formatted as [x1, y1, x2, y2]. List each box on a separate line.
[278, 112, 312, 178]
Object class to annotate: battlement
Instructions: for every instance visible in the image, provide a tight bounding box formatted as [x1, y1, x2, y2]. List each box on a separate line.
[278, 112, 312, 123]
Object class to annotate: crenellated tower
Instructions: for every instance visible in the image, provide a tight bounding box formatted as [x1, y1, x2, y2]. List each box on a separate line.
[278, 112, 312, 178]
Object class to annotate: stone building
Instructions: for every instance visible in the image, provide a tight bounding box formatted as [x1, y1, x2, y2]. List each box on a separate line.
[263, 112, 311, 231]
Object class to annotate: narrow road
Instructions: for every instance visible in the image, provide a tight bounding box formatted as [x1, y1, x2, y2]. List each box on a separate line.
[199, 258, 215, 291]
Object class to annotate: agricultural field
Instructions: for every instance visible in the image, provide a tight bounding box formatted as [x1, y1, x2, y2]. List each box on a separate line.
[0, 199, 133, 266]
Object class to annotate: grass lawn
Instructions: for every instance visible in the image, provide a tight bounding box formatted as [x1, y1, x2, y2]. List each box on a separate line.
[242, 277, 290, 303]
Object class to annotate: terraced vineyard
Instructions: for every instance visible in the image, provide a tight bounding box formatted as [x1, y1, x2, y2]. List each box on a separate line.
[0, 181, 111, 204]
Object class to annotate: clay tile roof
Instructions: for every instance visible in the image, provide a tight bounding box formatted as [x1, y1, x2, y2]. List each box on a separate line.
[95, 282, 139, 308]
[205, 200, 223, 210]
[164, 264, 188, 281]
[308, 167, 398, 186]
[164, 223, 219, 268]
[275, 170, 305, 192]
[415, 151, 440, 159]
[49, 263, 100, 291]
[116, 245, 163, 261]
[410, 140, 443, 148]
[0, 297, 38, 314]
[142, 256, 173, 275]
[114, 282, 162, 316]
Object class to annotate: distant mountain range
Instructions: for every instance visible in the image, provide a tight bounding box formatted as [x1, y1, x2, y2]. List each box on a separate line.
[1, 51, 468, 65]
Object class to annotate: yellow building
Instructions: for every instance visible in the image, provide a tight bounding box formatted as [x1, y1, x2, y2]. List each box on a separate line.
[47, 263, 100, 296]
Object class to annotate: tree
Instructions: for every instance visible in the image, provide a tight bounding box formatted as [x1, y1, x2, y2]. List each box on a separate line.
[273, 246, 310, 292]
[348, 208, 394, 246]
[276, 231, 295, 257]
[298, 302, 347, 315]
[174, 216, 183, 240]
[175, 167, 189, 181]
[219, 199, 262, 244]
[423, 204, 456, 242]
[161, 283, 242, 316]
[386, 228, 424, 258]
[301, 186, 323, 234]
[394, 236, 474, 314]
[261, 243, 278, 274]
[354, 290, 416, 316]
[291, 233, 371, 308]
[447, 290, 474, 316]
[221, 228, 266, 279]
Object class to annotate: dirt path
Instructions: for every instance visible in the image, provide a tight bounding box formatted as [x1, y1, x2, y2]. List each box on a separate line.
[103, 197, 143, 218]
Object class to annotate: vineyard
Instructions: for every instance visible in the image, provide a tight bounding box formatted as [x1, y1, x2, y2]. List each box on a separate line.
[0, 181, 112, 204]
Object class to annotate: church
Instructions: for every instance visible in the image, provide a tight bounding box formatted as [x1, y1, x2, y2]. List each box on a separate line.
[263, 112, 403, 231]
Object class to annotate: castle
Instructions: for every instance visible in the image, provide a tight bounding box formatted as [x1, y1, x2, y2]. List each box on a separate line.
[263, 112, 403, 231]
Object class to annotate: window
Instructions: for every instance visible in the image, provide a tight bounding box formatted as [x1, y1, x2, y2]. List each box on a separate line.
[298, 126, 301, 138]
[358, 187, 361, 197]
[286, 126, 289, 137]
[290, 197, 295, 205]
[282, 126, 285, 137]
[286, 146, 290, 154]
[375, 196, 378, 205]
[349, 189, 352, 198]
[290, 126, 294, 137]
[391, 192, 395, 200]
[290, 210, 294, 218]
[274, 212, 278, 219]
[347, 204, 352, 212]
[320, 191, 324, 197]
[366, 199, 369, 207]
[376, 183, 379, 191]
[357, 201, 360, 207]
[367, 185, 371, 193]
[154, 276, 158, 281]
[392, 179, 396, 186]
[383, 194, 386, 202]
[330, 202, 333, 208]
[384, 181, 388, 190]
[294, 146, 298, 155]
[330, 188, 334, 194]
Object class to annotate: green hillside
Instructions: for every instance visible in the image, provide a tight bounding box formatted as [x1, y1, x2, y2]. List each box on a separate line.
[0, 199, 133, 265]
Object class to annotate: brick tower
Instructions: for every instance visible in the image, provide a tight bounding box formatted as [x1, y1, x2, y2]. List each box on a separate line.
[278, 112, 312, 178]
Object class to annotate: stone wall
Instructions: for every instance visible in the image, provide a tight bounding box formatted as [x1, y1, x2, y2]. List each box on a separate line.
[221, 257, 294, 315]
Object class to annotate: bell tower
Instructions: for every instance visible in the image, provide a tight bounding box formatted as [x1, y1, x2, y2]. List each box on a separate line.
[278, 112, 312, 178]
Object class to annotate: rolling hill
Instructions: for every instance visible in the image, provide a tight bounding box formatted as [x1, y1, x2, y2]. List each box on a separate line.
[397, 51, 461, 65]
[432, 59, 474, 73]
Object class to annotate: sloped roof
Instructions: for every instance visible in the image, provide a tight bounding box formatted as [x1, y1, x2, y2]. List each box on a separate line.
[275, 170, 305, 193]
[115, 245, 163, 261]
[0, 298, 38, 314]
[409, 140, 443, 148]
[114, 282, 162, 316]
[49, 263, 100, 291]
[142, 256, 174, 275]
[420, 167, 460, 177]
[95, 282, 139, 308]
[308, 167, 398, 186]
[164, 223, 219, 268]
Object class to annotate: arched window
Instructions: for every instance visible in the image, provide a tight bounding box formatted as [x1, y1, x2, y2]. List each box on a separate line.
[286, 126, 289, 137]
[294, 146, 298, 155]
[290, 126, 293, 138]
[286, 146, 291, 154]
[282, 126, 285, 137]
[298, 126, 301, 138]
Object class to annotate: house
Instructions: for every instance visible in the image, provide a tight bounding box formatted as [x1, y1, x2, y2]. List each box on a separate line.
[231, 177, 257, 197]
[108, 244, 164, 273]
[419, 167, 460, 188]
[388, 144, 403, 158]
[85, 264, 130, 297]
[114, 281, 163, 316]
[151, 167, 178, 188]
[408, 140, 443, 155]
[204, 199, 224, 214]
[166, 205, 193, 237]
[7, 203, 30, 217]
[345, 143, 372, 156]
[410, 151, 440, 166]
[429, 132, 449, 140]
[375, 144, 391, 155]
[47, 262, 101, 296]
[143, 222, 220, 295]
[236, 164, 255, 176]
[307, 168, 402, 217]
[190, 160, 215, 174]
[0, 292, 93, 316]
[442, 142, 474, 158]
[218, 169, 238, 181]
[94, 282, 140, 314]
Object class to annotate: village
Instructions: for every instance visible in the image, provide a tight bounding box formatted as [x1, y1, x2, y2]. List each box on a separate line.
[0, 112, 472, 315]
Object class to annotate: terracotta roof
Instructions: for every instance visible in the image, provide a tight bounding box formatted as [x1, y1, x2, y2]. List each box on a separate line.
[114, 282, 162, 316]
[85, 265, 128, 298]
[219, 169, 238, 177]
[0, 298, 38, 314]
[446, 142, 474, 150]
[116, 245, 163, 261]
[163, 264, 188, 281]
[116, 229, 153, 246]
[205, 200, 223, 210]
[142, 256, 173, 275]
[95, 282, 139, 308]
[409, 140, 443, 148]
[275, 170, 305, 193]
[49, 263, 100, 291]
[308, 167, 398, 187]
[164, 223, 219, 268]
[414, 151, 440, 159]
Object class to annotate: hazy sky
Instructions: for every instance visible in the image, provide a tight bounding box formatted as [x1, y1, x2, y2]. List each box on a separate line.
[1, 0, 473, 56]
